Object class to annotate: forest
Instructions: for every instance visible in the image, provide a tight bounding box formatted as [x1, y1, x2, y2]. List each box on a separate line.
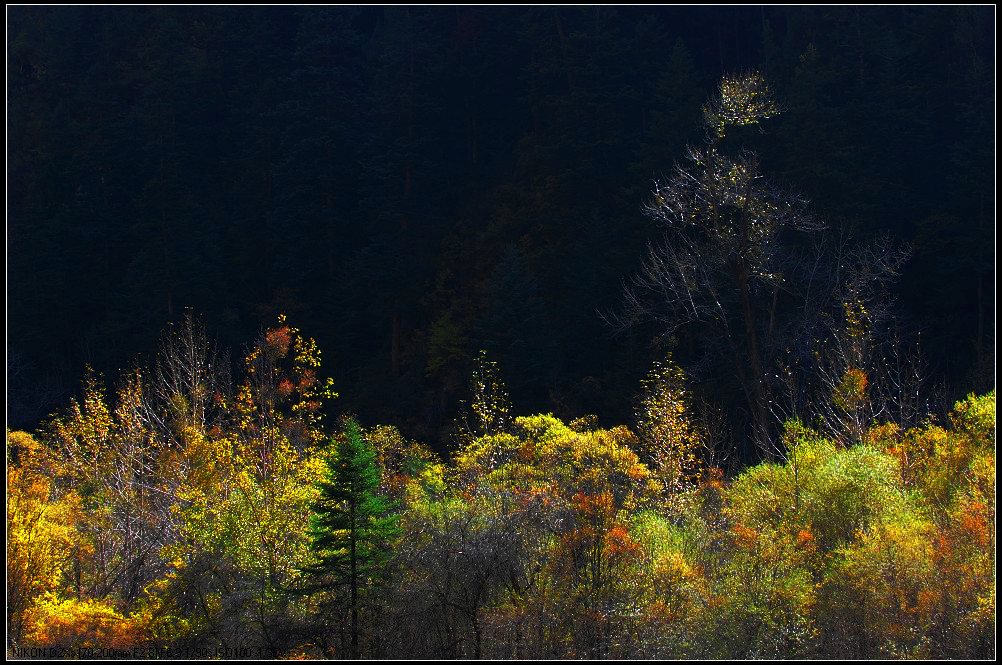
[6, 5, 996, 660]
[7, 311, 996, 658]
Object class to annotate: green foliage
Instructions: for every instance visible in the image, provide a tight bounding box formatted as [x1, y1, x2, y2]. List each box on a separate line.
[301, 418, 400, 657]
[721, 401, 996, 659]
[822, 501, 939, 658]
[949, 390, 996, 446]
[166, 426, 324, 651]
[730, 421, 906, 554]
[629, 511, 712, 657]
[305, 419, 400, 585]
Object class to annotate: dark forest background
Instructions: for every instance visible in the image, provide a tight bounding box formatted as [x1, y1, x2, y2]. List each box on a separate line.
[7, 6, 994, 451]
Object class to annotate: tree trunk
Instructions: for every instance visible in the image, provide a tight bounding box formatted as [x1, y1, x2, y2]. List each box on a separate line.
[350, 504, 359, 659]
[733, 167, 772, 458]
[736, 260, 770, 456]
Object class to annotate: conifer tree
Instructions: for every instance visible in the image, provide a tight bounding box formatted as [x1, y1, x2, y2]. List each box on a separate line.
[303, 418, 399, 658]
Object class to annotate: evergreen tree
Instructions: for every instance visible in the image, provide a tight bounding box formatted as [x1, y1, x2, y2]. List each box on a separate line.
[303, 418, 399, 658]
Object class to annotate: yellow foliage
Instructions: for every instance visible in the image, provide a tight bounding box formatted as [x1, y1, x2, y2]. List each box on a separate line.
[23, 594, 144, 650]
[704, 72, 779, 138]
[236, 314, 337, 448]
[529, 418, 653, 509]
[637, 356, 703, 500]
[454, 416, 655, 539]
[832, 509, 939, 657]
[366, 423, 439, 502]
[949, 390, 995, 447]
[893, 393, 996, 517]
[47, 369, 114, 487]
[7, 431, 85, 645]
[865, 422, 901, 452]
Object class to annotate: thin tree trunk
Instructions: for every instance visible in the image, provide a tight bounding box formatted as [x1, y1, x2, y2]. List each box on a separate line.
[351, 502, 359, 659]
[737, 263, 769, 447]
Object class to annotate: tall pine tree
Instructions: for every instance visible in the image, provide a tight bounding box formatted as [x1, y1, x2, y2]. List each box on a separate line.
[303, 418, 399, 658]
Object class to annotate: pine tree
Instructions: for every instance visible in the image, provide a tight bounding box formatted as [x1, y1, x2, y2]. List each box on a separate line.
[303, 418, 399, 658]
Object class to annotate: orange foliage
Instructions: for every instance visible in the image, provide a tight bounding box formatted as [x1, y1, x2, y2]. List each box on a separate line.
[605, 524, 641, 559]
[701, 466, 725, 490]
[834, 366, 869, 413]
[866, 422, 901, 451]
[731, 523, 759, 550]
[572, 491, 615, 518]
[957, 499, 991, 548]
[264, 325, 293, 356]
[517, 440, 536, 463]
[915, 589, 941, 618]
[277, 378, 295, 398]
[298, 368, 317, 389]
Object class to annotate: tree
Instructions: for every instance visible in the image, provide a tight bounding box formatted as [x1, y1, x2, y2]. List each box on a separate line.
[7, 431, 83, 647]
[158, 315, 335, 654]
[302, 418, 400, 658]
[235, 314, 338, 462]
[452, 414, 655, 658]
[636, 355, 703, 508]
[394, 489, 534, 659]
[459, 350, 513, 443]
[620, 73, 823, 458]
[809, 234, 916, 445]
[45, 369, 168, 604]
[147, 309, 226, 449]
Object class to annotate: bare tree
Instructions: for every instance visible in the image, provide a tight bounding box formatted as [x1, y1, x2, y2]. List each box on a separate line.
[618, 73, 823, 458]
[770, 229, 924, 448]
[146, 309, 227, 449]
[134, 310, 230, 556]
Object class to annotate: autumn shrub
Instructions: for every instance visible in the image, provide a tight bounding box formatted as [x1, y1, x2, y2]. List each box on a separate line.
[23, 595, 144, 651]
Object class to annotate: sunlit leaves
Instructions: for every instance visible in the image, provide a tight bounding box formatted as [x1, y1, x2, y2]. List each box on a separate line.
[462, 350, 512, 441]
[11, 301, 994, 660]
[237, 314, 337, 450]
[625, 73, 822, 453]
[47, 368, 113, 490]
[704, 72, 780, 139]
[637, 356, 702, 504]
[23, 595, 145, 651]
[949, 390, 995, 446]
[7, 431, 85, 645]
